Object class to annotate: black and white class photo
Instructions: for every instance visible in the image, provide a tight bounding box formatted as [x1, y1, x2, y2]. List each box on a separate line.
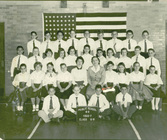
[0, 0, 167, 140]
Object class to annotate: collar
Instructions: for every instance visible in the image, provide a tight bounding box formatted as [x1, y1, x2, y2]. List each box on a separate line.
[77, 66, 82, 70]
[91, 65, 100, 73]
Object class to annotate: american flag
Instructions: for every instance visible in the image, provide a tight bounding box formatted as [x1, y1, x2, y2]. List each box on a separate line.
[43, 13, 127, 41]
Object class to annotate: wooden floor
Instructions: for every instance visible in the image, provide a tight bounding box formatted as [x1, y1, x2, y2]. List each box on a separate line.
[0, 103, 167, 140]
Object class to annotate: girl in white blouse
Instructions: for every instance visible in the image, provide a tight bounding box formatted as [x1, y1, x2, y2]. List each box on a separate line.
[28, 62, 45, 112]
[129, 62, 153, 110]
[56, 63, 73, 110]
[64, 46, 77, 72]
[42, 62, 57, 99]
[96, 48, 107, 67]
[144, 65, 165, 111]
[12, 64, 30, 111]
[82, 45, 93, 70]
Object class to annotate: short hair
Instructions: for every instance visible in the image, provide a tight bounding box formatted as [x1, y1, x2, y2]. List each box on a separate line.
[107, 48, 115, 56]
[111, 30, 118, 34]
[57, 30, 64, 36]
[45, 48, 53, 55]
[47, 62, 54, 67]
[20, 63, 27, 69]
[135, 46, 141, 50]
[121, 48, 128, 54]
[58, 48, 66, 57]
[97, 48, 103, 53]
[120, 84, 128, 89]
[106, 61, 114, 66]
[48, 85, 55, 91]
[117, 62, 126, 74]
[149, 65, 155, 69]
[45, 31, 51, 35]
[97, 30, 104, 35]
[95, 84, 102, 90]
[91, 56, 100, 64]
[148, 48, 155, 52]
[16, 46, 24, 51]
[73, 84, 80, 90]
[76, 56, 84, 64]
[84, 30, 89, 34]
[133, 62, 140, 67]
[31, 31, 37, 35]
[60, 63, 66, 68]
[142, 30, 149, 35]
[83, 44, 91, 54]
[126, 30, 134, 35]
[69, 29, 76, 33]
[67, 46, 76, 55]
[34, 62, 42, 69]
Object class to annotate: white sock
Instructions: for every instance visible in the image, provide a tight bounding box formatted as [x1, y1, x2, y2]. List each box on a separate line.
[155, 98, 160, 110]
[33, 104, 35, 109]
[20, 106, 23, 111]
[36, 104, 39, 108]
[151, 98, 155, 110]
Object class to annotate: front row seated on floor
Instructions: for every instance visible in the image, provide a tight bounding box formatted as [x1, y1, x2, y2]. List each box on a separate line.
[38, 84, 135, 123]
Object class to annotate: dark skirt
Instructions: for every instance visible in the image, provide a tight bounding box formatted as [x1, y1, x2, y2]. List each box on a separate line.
[13, 68, 21, 78]
[75, 81, 87, 96]
[67, 66, 76, 73]
[127, 51, 135, 58]
[148, 84, 166, 98]
[103, 82, 116, 102]
[27, 84, 42, 98]
[126, 68, 131, 73]
[140, 52, 149, 59]
[56, 82, 72, 99]
[18, 82, 28, 102]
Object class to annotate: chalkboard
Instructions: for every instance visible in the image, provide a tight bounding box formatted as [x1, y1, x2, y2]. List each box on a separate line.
[76, 106, 99, 122]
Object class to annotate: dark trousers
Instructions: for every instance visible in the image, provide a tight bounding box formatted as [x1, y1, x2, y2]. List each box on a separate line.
[99, 108, 112, 117]
[113, 104, 136, 118]
[64, 108, 76, 120]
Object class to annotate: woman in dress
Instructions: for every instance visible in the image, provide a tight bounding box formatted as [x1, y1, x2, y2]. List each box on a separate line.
[28, 62, 45, 112]
[82, 45, 93, 70]
[56, 63, 73, 110]
[12, 63, 30, 111]
[129, 62, 153, 110]
[86, 56, 105, 99]
[103, 61, 118, 107]
[64, 46, 77, 72]
[144, 65, 165, 111]
[42, 62, 57, 100]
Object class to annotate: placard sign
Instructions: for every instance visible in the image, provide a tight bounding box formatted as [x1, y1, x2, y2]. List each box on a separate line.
[76, 106, 99, 122]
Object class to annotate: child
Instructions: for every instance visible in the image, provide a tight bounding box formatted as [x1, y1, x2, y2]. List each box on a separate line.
[113, 84, 137, 120]
[144, 65, 165, 111]
[96, 48, 107, 67]
[28, 62, 45, 112]
[63, 85, 87, 120]
[38, 86, 63, 123]
[12, 64, 30, 111]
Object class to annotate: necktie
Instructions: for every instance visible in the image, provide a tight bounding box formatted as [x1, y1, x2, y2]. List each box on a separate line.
[72, 39, 74, 47]
[50, 73, 52, 77]
[86, 38, 89, 45]
[76, 96, 78, 107]
[17, 56, 21, 70]
[100, 40, 103, 49]
[46, 41, 49, 50]
[49, 97, 53, 109]
[136, 56, 138, 62]
[144, 40, 147, 52]
[35, 56, 38, 62]
[58, 41, 61, 50]
[33, 40, 35, 49]
[113, 42, 117, 53]
[128, 39, 131, 50]
[151, 58, 153, 65]
[122, 94, 125, 101]
[96, 96, 99, 108]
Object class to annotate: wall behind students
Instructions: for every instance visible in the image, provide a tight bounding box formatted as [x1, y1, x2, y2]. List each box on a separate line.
[0, 1, 166, 95]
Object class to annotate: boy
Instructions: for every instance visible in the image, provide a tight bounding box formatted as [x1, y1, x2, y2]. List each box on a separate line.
[113, 84, 136, 120]
[38, 86, 63, 123]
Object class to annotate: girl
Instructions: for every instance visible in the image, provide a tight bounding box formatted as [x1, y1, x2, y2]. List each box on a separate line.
[42, 49, 56, 73]
[96, 48, 107, 67]
[55, 48, 66, 74]
[28, 62, 45, 112]
[129, 62, 153, 110]
[82, 45, 93, 70]
[86, 56, 105, 99]
[12, 64, 30, 111]
[56, 63, 73, 110]
[42, 62, 57, 100]
[64, 46, 77, 72]
[103, 61, 118, 107]
[144, 65, 165, 111]
[117, 48, 132, 73]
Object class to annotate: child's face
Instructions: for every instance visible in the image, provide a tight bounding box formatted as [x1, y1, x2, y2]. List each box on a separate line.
[121, 87, 127, 94]
[111, 31, 118, 38]
[92, 58, 99, 66]
[121, 50, 127, 57]
[70, 49, 75, 55]
[57, 32, 63, 40]
[98, 33, 104, 40]
[35, 65, 42, 71]
[84, 31, 90, 38]
[33, 49, 39, 56]
[84, 47, 90, 53]
[142, 32, 149, 40]
[45, 33, 51, 40]
[60, 51, 65, 58]
[77, 59, 83, 67]
[31, 33, 37, 40]
[95, 88, 102, 95]
[73, 87, 80, 95]
[20, 66, 27, 73]
[134, 63, 140, 71]
[107, 64, 114, 71]
[17, 48, 24, 55]
[135, 48, 141, 55]
[47, 64, 53, 72]
[97, 50, 103, 57]
[107, 50, 113, 57]
[149, 67, 155, 74]
[47, 51, 52, 57]
[70, 31, 76, 38]
[48, 88, 55, 96]
[126, 32, 133, 39]
[148, 50, 155, 57]
[118, 65, 125, 73]
[61, 65, 67, 72]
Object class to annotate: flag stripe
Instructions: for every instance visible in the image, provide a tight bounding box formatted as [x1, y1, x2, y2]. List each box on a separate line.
[76, 13, 127, 17]
[75, 29, 126, 33]
[76, 25, 126, 30]
[76, 17, 127, 22]
[76, 33, 126, 38]
[76, 21, 126, 25]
